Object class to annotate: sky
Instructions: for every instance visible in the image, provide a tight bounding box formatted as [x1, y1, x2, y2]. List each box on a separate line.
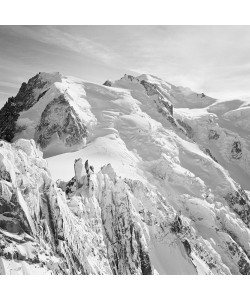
[1, 25, 250, 107]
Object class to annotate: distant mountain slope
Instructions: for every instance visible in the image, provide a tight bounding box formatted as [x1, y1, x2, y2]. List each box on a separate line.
[1, 72, 250, 274]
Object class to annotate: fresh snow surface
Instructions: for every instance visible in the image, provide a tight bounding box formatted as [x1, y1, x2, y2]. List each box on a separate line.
[46, 74, 250, 274]
[1, 72, 250, 275]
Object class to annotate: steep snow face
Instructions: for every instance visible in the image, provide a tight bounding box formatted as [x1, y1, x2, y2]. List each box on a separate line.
[109, 74, 216, 108]
[223, 106, 250, 132]
[174, 105, 250, 189]
[0, 140, 192, 274]
[2, 139, 250, 275]
[1, 72, 250, 275]
[0, 72, 62, 141]
[1, 140, 158, 275]
[0, 72, 214, 157]
[0, 139, 114, 274]
[0, 73, 96, 157]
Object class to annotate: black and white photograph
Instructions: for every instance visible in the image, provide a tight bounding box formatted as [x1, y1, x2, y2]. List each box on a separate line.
[1, 0, 250, 298]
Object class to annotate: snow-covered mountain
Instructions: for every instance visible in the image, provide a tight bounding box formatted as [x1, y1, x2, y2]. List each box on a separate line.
[0, 72, 250, 274]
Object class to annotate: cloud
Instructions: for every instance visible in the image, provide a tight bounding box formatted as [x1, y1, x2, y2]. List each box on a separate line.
[2, 26, 250, 100]
[6, 26, 121, 65]
[0, 80, 20, 88]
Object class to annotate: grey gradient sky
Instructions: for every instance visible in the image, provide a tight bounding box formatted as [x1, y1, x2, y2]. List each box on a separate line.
[1, 25, 250, 107]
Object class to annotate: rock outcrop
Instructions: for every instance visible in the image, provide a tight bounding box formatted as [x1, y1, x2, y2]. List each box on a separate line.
[1, 139, 250, 274]
[0, 140, 154, 274]
[35, 94, 87, 149]
[1, 72, 250, 275]
[0, 72, 90, 157]
[0, 72, 62, 142]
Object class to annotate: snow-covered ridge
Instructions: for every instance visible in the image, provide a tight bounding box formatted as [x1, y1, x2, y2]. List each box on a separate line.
[1, 138, 250, 274]
[1, 71, 250, 274]
[0, 139, 151, 274]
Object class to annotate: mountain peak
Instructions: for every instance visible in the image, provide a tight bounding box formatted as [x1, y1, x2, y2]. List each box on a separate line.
[36, 71, 62, 82]
[1, 70, 250, 275]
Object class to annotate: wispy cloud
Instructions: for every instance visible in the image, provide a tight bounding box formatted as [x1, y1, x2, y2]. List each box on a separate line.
[0, 80, 20, 89]
[0, 91, 11, 95]
[6, 26, 121, 65]
[1, 26, 250, 100]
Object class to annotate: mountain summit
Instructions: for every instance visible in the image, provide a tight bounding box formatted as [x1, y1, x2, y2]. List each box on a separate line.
[0, 72, 250, 274]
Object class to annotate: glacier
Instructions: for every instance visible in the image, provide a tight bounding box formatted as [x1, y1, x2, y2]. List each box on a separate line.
[0, 71, 250, 274]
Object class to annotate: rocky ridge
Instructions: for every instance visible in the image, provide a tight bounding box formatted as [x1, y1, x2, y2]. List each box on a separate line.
[1, 139, 250, 274]
[1, 72, 250, 274]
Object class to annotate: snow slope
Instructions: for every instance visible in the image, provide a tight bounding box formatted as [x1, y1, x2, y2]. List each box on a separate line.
[1, 72, 250, 274]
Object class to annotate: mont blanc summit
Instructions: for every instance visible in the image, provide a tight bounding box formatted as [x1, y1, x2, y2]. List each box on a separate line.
[0, 71, 250, 275]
